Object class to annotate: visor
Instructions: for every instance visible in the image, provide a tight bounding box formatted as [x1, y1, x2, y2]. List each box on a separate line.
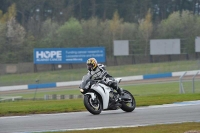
[87, 64, 93, 68]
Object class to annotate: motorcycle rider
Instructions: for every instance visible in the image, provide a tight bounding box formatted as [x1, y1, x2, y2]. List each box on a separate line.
[86, 58, 125, 100]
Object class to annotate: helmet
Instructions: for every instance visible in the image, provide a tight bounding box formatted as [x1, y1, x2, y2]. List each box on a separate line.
[86, 58, 98, 70]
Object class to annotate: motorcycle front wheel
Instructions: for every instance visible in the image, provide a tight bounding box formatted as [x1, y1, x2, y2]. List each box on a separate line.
[84, 94, 102, 115]
[120, 90, 136, 112]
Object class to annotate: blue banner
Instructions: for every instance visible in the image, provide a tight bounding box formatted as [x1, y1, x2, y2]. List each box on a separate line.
[34, 47, 105, 64]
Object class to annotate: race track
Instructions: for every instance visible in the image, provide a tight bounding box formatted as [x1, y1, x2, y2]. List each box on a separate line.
[0, 100, 200, 133]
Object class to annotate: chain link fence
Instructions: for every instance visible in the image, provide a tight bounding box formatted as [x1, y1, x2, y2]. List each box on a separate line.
[180, 73, 200, 94]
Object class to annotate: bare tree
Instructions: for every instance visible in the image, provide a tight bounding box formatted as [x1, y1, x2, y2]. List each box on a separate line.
[138, 9, 153, 55]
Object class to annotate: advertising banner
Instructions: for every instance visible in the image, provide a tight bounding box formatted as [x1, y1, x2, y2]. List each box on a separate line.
[150, 39, 180, 55]
[195, 37, 200, 52]
[113, 40, 129, 56]
[34, 47, 105, 64]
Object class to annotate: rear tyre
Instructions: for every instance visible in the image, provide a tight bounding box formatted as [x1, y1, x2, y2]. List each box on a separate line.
[120, 90, 136, 112]
[84, 94, 102, 115]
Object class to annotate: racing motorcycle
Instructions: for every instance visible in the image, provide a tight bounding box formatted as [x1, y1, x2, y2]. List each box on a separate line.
[79, 74, 136, 115]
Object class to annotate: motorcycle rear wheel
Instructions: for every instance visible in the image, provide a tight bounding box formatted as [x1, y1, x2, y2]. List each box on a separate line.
[84, 94, 102, 115]
[120, 90, 136, 112]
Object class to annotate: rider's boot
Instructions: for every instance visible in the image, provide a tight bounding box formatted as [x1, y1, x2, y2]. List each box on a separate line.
[110, 82, 126, 101]
[116, 87, 126, 101]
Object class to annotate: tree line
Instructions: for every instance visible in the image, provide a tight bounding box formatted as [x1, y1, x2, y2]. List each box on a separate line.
[0, 0, 200, 63]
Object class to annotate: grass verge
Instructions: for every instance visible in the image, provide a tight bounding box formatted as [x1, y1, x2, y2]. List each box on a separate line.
[0, 60, 200, 86]
[43, 122, 200, 133]
[1, 93, 200, 117]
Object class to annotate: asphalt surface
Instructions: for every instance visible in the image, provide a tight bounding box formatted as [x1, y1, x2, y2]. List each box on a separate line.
[0, 101, 200, 133]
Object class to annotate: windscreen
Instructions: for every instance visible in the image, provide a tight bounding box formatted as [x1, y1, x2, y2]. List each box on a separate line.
[79, 74, 90, 89]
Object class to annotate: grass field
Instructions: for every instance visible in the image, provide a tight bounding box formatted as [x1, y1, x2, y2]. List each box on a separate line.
[1, 60, 200, 117]
[0, 60, 200, 86]
[1, 93, 200, 117]
[1, 80, 200, 116]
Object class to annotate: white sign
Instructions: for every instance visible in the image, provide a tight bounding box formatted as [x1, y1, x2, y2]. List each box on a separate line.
[113, 40, 129, 56]
[150, 39, 181, 55]
[195, 37, 200, 52]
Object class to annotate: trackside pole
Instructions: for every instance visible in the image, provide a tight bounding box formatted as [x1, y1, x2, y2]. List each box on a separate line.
[34, 78, 40, 100]
[179, 72, 187, 94]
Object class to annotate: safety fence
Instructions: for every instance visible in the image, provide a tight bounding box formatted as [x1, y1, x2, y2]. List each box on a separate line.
[179, 71, 200, 94]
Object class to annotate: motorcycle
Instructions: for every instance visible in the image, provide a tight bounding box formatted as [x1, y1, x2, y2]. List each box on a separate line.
[79, 74, 136, 115]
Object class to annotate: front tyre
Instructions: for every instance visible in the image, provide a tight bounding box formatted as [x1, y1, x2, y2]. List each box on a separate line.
[120, 90, 136, 112]
[84, 94, 102, 115]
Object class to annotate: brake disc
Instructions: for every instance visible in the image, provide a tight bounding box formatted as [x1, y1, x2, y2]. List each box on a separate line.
[89, 98, 100, 110]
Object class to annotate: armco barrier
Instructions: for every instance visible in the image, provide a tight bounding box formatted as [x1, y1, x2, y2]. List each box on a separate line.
[0, 70, 199, 92]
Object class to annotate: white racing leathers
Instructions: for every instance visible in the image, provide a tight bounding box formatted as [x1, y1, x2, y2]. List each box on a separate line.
[87, 64, 122, 95]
